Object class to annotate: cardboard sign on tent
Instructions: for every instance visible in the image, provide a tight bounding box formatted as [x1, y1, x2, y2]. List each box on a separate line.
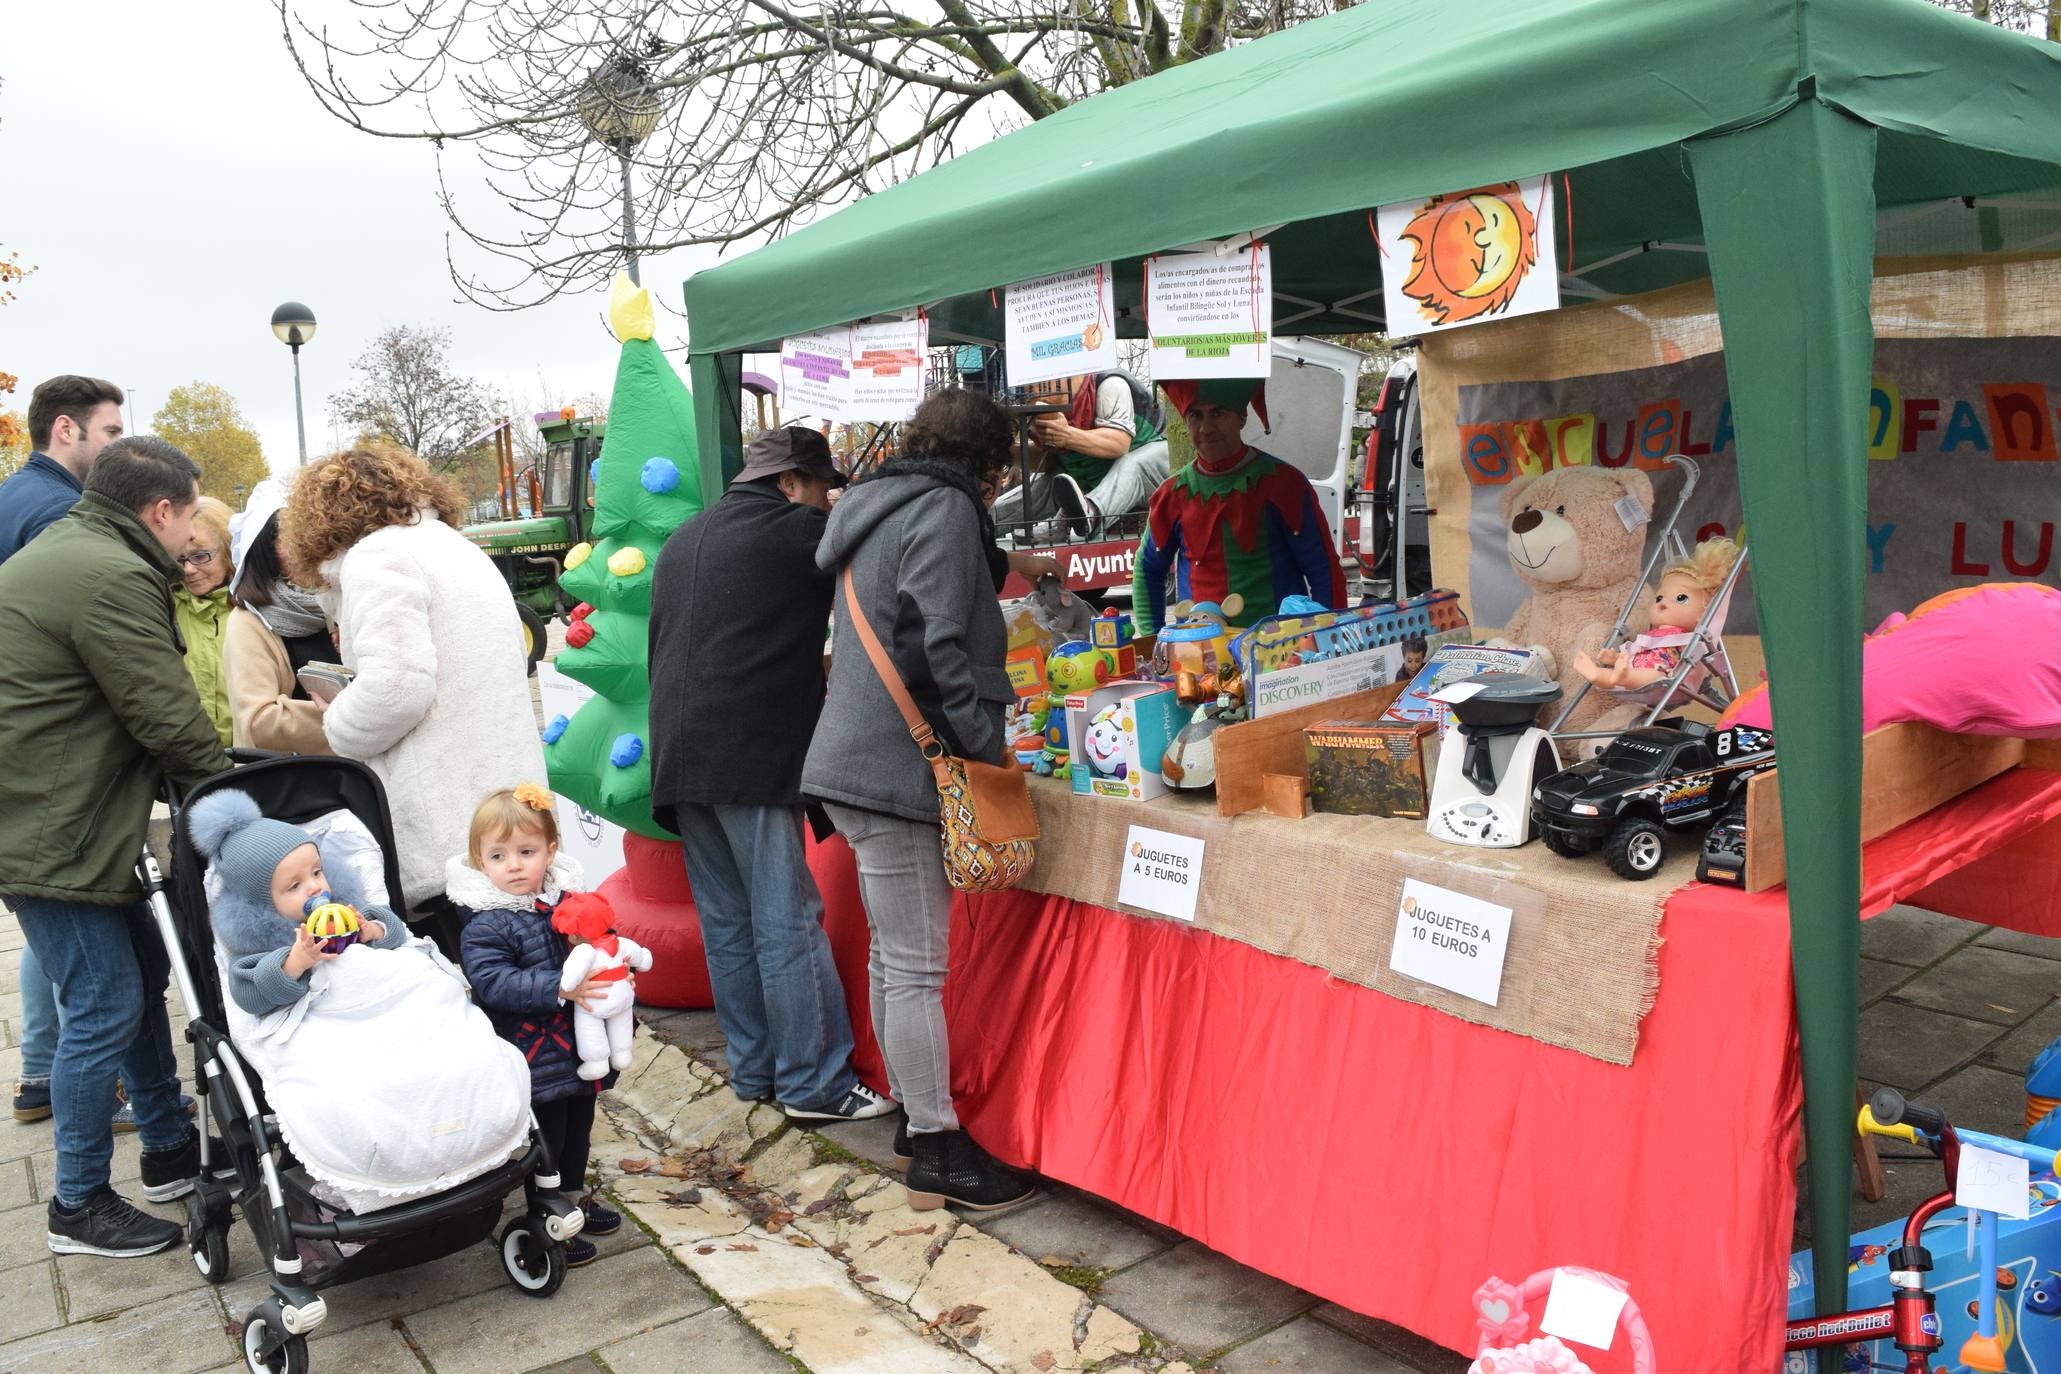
[677, 0, 2061, 1345]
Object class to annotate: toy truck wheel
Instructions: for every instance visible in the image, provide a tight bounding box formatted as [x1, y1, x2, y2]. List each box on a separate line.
[1538, 826, 1590, 859]
[516, 604, 548, 677]
[1604, 815, 1668, 880]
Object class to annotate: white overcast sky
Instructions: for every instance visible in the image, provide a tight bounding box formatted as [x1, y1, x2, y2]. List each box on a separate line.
[3, 1, 732, 475]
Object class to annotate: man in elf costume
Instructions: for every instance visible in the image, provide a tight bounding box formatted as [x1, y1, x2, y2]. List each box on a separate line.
[1130, 378, 1347, 635]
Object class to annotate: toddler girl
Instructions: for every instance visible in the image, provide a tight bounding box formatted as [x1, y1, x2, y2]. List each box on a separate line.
[451, 784, 618, 1268]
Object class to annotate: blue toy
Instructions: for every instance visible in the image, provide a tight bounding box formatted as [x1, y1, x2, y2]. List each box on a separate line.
[2027, 1036, 2061, 1151]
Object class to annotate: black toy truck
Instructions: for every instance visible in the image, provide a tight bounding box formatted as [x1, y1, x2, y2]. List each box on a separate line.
[1530, 722, 1775, 880]
[1696, 790, 1751, 886]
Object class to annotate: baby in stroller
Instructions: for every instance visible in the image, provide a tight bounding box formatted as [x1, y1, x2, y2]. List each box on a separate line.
[188, 789, 534, 1216]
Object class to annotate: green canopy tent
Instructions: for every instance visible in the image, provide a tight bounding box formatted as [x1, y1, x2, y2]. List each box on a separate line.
[684, 0, 2061, 1318]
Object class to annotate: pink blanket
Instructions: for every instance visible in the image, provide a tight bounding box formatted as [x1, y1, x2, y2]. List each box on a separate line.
[1721, 582, 2061, 737]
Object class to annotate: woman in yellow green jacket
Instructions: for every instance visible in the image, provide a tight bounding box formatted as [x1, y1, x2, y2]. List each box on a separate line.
[173, 496, 235, 746]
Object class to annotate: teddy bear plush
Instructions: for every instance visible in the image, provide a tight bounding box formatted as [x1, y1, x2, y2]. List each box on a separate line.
[1483, 464, 1654, 736]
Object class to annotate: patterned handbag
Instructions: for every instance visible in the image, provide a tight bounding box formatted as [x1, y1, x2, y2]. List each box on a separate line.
[841, 565, 1038, 892]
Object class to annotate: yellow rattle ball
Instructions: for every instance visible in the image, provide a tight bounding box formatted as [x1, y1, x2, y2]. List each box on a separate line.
[303, 899, 363, 953]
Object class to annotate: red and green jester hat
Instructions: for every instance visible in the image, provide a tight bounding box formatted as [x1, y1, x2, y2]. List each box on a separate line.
[1131, 376, 1348, 635]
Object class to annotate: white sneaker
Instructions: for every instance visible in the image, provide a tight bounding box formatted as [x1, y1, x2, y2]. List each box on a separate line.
[781, 1083, 897, 1122]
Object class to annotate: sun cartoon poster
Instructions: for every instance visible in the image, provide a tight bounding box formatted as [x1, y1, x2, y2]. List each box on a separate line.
[1374, 175, 1559, 334]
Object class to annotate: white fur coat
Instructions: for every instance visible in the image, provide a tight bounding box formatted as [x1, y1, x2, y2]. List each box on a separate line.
[319, 513, 545, 906]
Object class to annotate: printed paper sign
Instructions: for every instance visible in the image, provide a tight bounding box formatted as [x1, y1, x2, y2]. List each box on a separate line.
[1956, 1144, 2033, 1220]
[1539, 1270, 1629, 1351]
[1250, 643, 1402, 718]
[535, 664, 626, 883]
[1005, 265, 1118, 388]
[778, 329, 853, 421]
[1117, 825, 1205, 922]
[848, 317, 929, 422]
[1388, 877, 1512, 1006]
[1375, 175, 1559, 335]
[1146, 245, 1272, 380]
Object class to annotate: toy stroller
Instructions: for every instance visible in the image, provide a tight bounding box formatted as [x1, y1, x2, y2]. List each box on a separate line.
[1469, 1267, 1657, 1373]
[141, 751, 582, 1374]
[1550, 454, 1749, 743]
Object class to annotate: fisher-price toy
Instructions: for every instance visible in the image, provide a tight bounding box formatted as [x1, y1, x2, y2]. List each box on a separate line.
[551, 892, 654, 1080]
[1152, 597, 1243, 703]
[302, 895, 363, 955]
[1037, 641, 1123, 779]
[1470, 1269, 1655, 1374]
[1082, 704, 1131, 781]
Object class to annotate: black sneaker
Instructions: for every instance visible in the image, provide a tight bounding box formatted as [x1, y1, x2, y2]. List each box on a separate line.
[580, 1198, 622, 1237]
[46, 1188, 182, 1257]
[139, 1128, 228, 1203]
[781, 1083, 896, 1123]
[566, 1235, 599, 1268]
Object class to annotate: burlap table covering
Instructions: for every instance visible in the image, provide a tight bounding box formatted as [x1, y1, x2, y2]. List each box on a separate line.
[1022, 778, 1686, 1065]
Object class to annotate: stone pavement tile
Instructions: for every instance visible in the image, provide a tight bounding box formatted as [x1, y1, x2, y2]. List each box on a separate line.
[671, 1227, 986, 1374]
[1851, 1147, 1955, 1234]
[1860, 956, 1917, 1006]
[0, 1286, 235, 1374]
[594, 1305, 795, 1374]
[0, 1117, 52, 1166]
[0, 1157, 30, 1212]
[521, 1360, 600, 1374]
[909, 1227, 1144, 1372]
[793, 1184, 955, 1306]
[1981, 997, 2061, 1073]
[1218, 1315, 1422, 1373]
[0, 1199, 54, 1273]
[407, 1245, 705, 1374]
[1861, 904, 1983, 968]
[1310, 1303, 1470, 1373]
[1919, 1063, 2029, 1138]
[221, 1231, 508, 1337]
[1100, 1241, 1317, 1356]
[974, 1188, 1174, 1272]
[1892, 945, 2061, 1026]
[194, 1314, 428, 1374]
[59, 1223, 264, 1321]
[0, 1258, 62, 1344]
[1975, 926, 2061, 962]
[640, 1007, 728, 1060]
[1856, 999, 2004, 1090]
[812, 1114, 903, 1172]
[0, 1043, 18, 1081]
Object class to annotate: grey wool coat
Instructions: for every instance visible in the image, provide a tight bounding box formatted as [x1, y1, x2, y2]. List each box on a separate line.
[801, 467, 1013, 826]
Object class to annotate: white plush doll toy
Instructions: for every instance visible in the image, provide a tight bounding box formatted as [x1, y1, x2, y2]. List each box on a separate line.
[550, 892, 653, 1079]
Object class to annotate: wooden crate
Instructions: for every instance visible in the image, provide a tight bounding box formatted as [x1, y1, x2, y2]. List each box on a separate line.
[1741, 723, 2030, 892]
[1212, 682, 1407, 817]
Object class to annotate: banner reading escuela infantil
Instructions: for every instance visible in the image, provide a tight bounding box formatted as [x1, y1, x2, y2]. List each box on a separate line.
[1456, 338, 2061, 633]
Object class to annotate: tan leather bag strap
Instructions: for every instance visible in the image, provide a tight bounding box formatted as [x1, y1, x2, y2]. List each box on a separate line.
[841, 564, 952, 783]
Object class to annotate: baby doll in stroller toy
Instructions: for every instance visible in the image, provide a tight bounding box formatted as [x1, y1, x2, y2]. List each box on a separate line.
[188, 790, 412, 1013]
[1574, 536, 1740, 694]
[552, 893, 652, 1080]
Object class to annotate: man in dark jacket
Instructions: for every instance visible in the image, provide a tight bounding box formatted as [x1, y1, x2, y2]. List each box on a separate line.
[0, 437, 234, 1260]
[1, 375, 126, 1128]
[648, 428, 891, 1125]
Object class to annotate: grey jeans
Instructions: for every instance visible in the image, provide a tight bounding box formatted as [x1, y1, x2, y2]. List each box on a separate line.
[821, 803, 960, 1134]
[1081, 438, 1170, 522]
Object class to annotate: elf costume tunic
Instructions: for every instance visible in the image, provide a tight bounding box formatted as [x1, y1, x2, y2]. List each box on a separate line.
[1131, 446, 1347, 635]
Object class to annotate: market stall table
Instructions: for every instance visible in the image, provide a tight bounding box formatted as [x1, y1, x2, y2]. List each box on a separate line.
[806, 763, 2061, 1372]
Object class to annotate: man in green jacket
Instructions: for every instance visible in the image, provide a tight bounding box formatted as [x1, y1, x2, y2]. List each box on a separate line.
[0, 436, 234, 1259]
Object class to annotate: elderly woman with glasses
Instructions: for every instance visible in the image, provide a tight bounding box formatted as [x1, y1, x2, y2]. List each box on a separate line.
[173, 496, 236, 746]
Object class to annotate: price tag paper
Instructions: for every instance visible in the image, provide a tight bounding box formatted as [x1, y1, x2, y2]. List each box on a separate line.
[1388, 878, 1512, 1006]
[1957, 1144, 2032, 1220]
[1117, 825, 1205, 923]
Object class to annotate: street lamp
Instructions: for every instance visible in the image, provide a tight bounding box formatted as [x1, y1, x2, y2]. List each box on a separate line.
[271, 302, 317, 466]
[577, 55, 665, 286]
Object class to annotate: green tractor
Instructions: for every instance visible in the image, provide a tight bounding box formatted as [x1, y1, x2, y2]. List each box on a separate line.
[461, 410, 605, 672]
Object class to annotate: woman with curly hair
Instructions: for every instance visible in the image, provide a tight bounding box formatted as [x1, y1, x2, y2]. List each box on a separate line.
[279, 441, 543, 953]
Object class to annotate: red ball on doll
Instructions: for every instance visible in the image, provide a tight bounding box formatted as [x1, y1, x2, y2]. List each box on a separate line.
[565, 618, 596, 649]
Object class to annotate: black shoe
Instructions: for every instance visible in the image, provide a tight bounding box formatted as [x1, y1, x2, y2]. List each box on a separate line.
[46, 1188, 182, 1257]
[781, 1083, 896, 1123]
[139, 1128, 228, 1203]
[580, 1197, 622, 1237]
[12, 1078, 52, 1122]
[904, 1130, 1036, 1212]
[891, 1119, 911, 1174]
[566, 1236, 599, 1268]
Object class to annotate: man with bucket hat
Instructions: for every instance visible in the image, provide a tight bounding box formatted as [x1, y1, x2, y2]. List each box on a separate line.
[648, 427, 893, 1124]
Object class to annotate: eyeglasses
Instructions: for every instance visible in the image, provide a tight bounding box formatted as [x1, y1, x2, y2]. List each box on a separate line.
[177, 549, 216, 569]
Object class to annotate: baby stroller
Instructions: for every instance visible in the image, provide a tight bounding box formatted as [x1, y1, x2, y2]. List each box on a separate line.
[140, 751, 582, 1374]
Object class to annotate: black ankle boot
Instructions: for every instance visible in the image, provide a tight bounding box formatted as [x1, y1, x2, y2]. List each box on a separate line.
[904, 1129, 1035, 1211]
[891, 1118, 911, 1174]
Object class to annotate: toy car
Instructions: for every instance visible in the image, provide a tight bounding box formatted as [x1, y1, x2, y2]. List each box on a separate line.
[1696, 789, 1750, 886]
[1530, 722, 1774, 880]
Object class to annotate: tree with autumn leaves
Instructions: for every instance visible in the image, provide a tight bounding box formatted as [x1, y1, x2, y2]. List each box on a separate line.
[154, 383, 270, 504]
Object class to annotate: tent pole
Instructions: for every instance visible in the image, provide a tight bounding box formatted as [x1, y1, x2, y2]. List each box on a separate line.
[1687, 99, 1877, 1325]
[691, 351, 746, 497]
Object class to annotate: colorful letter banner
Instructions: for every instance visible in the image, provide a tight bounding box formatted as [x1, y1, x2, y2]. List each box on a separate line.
[1376, 175, 1560, 335]
[1146, 245, 1273, 380]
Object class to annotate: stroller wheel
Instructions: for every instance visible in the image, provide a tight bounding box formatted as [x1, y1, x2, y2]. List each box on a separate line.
[241, 1302, 309, 1374]
[499, 1217, 567, 1298]
[188, 1216, 231, 1284]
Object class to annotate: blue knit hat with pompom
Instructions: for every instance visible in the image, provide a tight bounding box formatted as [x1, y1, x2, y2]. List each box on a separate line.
[188, 790, 320, 954]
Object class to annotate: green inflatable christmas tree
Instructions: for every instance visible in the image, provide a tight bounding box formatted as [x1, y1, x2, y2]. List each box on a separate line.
[542, 273, 704, 836]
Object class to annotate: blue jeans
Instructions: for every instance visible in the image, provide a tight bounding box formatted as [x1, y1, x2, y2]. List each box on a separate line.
[13, 898, 188, 1205]
[674, 804, 855, 1111]
[17, 944, 59, 1082]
